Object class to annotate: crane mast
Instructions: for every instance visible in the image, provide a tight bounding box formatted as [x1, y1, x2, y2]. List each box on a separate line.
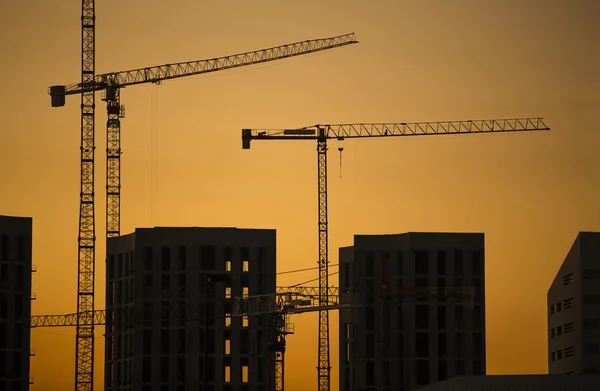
[241, 117, 549, 391]
[75, 2, 96, 391]
[316, 130, 330, 390]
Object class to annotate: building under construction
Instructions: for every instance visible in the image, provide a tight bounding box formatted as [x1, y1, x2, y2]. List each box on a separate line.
[0, 215, 33, 391]
[339, 232, 486, 391]
[104, 226, 276, 391]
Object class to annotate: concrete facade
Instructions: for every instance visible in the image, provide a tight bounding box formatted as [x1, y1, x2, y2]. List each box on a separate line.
[548, 232, 600, 374]
[104, 227, 276, 391]
[339, 232, 486, 391]
[0, 215, 33, 391]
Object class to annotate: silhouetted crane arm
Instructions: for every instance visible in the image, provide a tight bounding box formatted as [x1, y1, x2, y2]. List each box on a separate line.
[50, 33, 358, 103]
[242, 117, 549, 146]
[28, 310, 107, 327]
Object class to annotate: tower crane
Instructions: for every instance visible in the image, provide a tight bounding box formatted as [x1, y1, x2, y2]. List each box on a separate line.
[241, 118, 550, 391]
[50, 29, 358, 391]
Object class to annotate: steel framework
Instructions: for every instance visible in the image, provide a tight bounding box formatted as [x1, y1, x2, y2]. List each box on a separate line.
[234, 287, 353, 391]
[75, 2, 96, 391]
[241, 117, 549, 391]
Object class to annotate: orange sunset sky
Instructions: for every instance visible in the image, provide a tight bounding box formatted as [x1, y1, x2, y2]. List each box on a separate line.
[1, 1, 599, 390]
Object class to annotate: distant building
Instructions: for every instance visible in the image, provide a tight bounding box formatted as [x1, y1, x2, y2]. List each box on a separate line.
[414, 374, 600, 391]
[104, 227, 276, 391]
[0, 215, 33, 391]
[547, 232, 600, 374]
[339, 232, 486, 391]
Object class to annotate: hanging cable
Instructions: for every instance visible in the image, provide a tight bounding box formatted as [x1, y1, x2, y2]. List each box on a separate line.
[338, 144, 344, 178]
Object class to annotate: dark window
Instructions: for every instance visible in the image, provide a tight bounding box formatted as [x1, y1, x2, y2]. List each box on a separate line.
[416, 333, 429, 357]
[366, 362, 375, 386]
[365, 252, 374, 277]
[438, 306, 446, 329]
[456, 333, 465, 357]
[160, 357, 169, 382]
[16, 235, 25, 261]
[161, 274, 170, 290]
[161, 246, 170, 271]
[472, 250, 482, 275]
[200, 246, 216, 270]
[240, 246, 250, 262]
[143, 302, 152, 322]
[240, 330, 249, 354]
[415, 277, 428, 288]
[416, 360, 429, 385]
[584, 295, 600, 305]
[366, 334, 374, 358]
[473, 333, 483, 357]
[178, 329, 186, 354]
[438, 333, 447, 357]
[257, 247, 266, 272]
[178, 246, 186, 271]
[108, 255, 115, 279]
[397, 333, 403, 357]
[583, 269, 600, 279]
[366, 306, 374, 330]
[473, 360, 483, 375]
[455, 305, 464, 329]
[437, 250, 446, 274]
[454, 250, 463, 274]
[144, 274, 152, 288]
[457, 359, 465, 375]
[584, 344, 599, 354]
[415, 250, 429, 274]
[415, 305, 429, 329]
[161, 329, 169, 354]
[1, 235, 9, 260]
[14, 294, 22, 319]
[177, 357, 185, 382]
[584, 318, 599, 329]
[343, 264, 350, 288]
[142, 357, 151, 381]
[143, 330, 152, 354]
[14, 352, 21, 376]
[397, 305, 403, 328]
[438, 360, 447, 380]
[397, 251, 403, 276]
[473, 306, 482, 329]
[144, 247, 153, 270]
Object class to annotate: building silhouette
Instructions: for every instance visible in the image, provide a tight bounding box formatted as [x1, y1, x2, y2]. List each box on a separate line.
[0, 215, 33, 391]
[339, 232, 486, 391]
[104, 227, 276, 391]
[547, 231, 600, 374]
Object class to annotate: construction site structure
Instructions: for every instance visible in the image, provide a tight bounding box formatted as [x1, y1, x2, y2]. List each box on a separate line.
[50, 8, 358, 389]
[26, 286, 350, 391]
[241, 118, 550, 391]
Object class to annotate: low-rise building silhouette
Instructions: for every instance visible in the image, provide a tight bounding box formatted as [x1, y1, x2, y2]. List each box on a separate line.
[104, 226, 276, 391]
[0, 214, 33, 391]
[339, 232, 486, 391]
[548, 231, 600, 374]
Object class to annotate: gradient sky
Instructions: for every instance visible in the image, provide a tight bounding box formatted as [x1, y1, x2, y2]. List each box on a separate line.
[1, 1, 599, 390]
